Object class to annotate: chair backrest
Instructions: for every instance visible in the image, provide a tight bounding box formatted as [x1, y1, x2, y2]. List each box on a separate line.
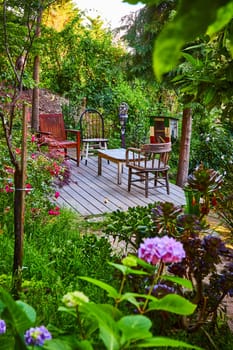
[39, 113, 66, 141]
[141, 142, 172, 168]
[79, 109, 105, 139]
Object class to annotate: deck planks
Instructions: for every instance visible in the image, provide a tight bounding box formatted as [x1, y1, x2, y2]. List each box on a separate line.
[56, 156, 186, 217]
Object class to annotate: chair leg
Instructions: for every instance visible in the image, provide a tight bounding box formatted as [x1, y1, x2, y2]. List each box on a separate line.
[85, 143, 89, 165]
[165, 171, 170, 194]
[145, 172, 149, 198]
[128, 168, 132, 192]
[76, 146, 80, 167]
[154, 171, 158, 186]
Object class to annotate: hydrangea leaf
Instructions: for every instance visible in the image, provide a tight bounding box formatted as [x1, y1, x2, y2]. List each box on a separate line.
[148, 293, 196, 315]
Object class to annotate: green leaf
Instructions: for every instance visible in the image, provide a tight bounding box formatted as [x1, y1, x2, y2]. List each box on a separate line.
[58, 306, 76, 317]
[78, 276, 120, 299]
[44, 338, 75, 350]
[153, 0, 229, 80]
[0, 287, 34, 334]
[80, 303, 120, 350]
[16, 300, 36, 324]
[162, 275, 193, 290]
[109, 262, 149, 276]
[0, 337, 15, 350]
[117, 315, 152, 345]
[207, 2, 233, 36]
[137, 336, 203, 349]
[203, 87, 216, 105]
[148, 294, 196, 315]
[119, 292, 143, 309]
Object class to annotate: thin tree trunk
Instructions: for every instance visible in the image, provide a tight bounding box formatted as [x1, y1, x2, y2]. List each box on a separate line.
[12, 105, 28, 299]
[176, 107, 192, 187]
[31, 9, 42, 131]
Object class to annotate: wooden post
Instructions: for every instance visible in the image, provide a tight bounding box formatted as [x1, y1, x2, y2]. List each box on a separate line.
[31, 8, 42, 132]
[12, 104, 28, 298]
[176, 108, 192, 187]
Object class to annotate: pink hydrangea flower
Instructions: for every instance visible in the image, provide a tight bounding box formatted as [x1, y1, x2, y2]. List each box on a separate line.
[138, 236, 186, 265]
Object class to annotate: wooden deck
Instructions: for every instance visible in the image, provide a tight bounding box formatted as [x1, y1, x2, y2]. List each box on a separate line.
[56, 156, 186, 217]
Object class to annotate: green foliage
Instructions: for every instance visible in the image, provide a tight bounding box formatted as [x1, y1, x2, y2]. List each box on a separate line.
[150, 0, 233, 79]
[104, 204, 156, 249]
[0, 284, 201, 350]
[103, 195, 233, 338]
[217, 193, 233, 237]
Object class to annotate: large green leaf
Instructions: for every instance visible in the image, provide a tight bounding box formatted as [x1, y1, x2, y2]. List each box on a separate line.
[0, 288, 34, 334]
[16, 300, 36, 324]
[78, 276, 120, 299]
[207, 1, 233, 35]
[153, 0, 230, 80]
[136, 336, 203, 349]
[81, 303, 120, 350]
[117, 315, 152, 345]
[148, 294, 196, 315]
[162, 275, 193, 290]
[0, 338, 15, 350]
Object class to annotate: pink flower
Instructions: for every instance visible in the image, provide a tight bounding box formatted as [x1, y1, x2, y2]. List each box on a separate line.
[138, 236, 186, 265]
[31, 134, 36, 142]
[31, 153, 37, 159]
[54, 191, 60, 199]
[4, 166, 14, 174]
[15, 148, 21, 154]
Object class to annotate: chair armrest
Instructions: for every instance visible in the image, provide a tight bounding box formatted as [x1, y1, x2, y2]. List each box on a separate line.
[65, 129, 80, 134]
[126, 147, 144, 165]
[37, 131, 52, 136]
[65, 129, 81, 143]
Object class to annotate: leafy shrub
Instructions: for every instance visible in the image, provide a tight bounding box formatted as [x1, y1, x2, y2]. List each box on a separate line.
[104, 198, 233, 338]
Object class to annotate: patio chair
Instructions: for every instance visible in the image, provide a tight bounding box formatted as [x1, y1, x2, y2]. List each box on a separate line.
[126, 142, 172, 198]
[38, 113, 81, 166]
[79, 108, 108, 165]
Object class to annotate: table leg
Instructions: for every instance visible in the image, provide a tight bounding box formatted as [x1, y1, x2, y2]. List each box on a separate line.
[98, 155, 102, 176]
[117, 162, 122, 185]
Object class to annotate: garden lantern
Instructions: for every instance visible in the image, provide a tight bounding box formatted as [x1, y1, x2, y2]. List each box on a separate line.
[119, 102, 129, 148]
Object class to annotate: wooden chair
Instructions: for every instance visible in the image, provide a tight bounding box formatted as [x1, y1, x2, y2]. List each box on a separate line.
[38, 113, 81, 166]
[126, 142, 172, 198]
[79, 109, 108, 165]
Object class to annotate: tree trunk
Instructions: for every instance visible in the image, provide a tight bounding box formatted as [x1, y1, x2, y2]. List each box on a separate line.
[31, 9, 42, 131]
[176, 107, 192, 187]
[12, 105, 28, 299]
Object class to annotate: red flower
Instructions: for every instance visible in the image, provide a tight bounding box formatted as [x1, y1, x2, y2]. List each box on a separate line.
[48, 206, 60, 216]
[5, 184, 14, 193]
[25, 183, 33, 193]
[54, 191, 60, 199]
[211, 196, 217, 206]
[15, 148, 21, 154]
